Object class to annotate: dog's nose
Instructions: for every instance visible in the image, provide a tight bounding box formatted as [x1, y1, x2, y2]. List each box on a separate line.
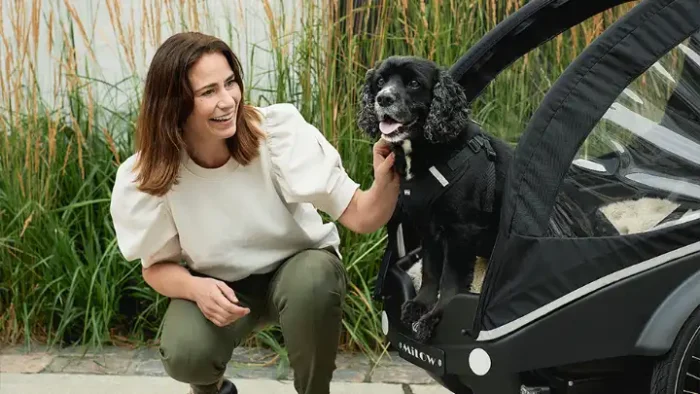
[377, 92, 395, 107]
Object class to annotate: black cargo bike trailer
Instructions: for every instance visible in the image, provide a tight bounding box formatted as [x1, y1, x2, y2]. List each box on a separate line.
[373, 0, 700, 393]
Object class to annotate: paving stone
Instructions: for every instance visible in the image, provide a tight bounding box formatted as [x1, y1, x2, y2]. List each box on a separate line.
[280, 364, 367, 384]
[221, 346, 287, 380]
[0, 373, 406, 394]
[227, 364, 290, 380]
[127, 347, 290, 379]
[45, 354, 132, 375]
[127, 359, 168, 376]
[335, 352, 371, 367]
[0, 353, 53, 373]
[0, 344, 438, 386]
[55, 344, 136, 358]
[367, 353, 436, 384]
[131, 346, 161, 361]
[229, 346, 278, 363]
[327, 365, 368, 383]
[0, 343, 50, 355]
[329, 352, 372, 382]
[411, 384, 454, 394]
[330, 382, 404, 394]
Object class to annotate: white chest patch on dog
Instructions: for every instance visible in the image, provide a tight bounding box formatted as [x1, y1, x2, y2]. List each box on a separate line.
[402, 140, 413, 180]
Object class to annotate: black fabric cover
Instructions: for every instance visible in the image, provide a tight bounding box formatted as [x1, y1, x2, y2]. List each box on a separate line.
[474, 0, 700, 332]
[481, 221, 700, 331]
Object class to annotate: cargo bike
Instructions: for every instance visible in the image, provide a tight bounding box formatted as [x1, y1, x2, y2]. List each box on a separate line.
[372, 0, 700, 393]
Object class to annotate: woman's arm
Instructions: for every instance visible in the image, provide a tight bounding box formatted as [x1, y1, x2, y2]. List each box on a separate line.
[338, 181, 398, 234]
[141, 262, 200, 301]
[338, 140, 400, 234]
[142, 262, 250, 327]
[263, 104, 399, 233]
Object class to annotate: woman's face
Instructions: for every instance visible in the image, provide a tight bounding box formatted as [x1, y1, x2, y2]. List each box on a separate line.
[182, 51, 242, 144]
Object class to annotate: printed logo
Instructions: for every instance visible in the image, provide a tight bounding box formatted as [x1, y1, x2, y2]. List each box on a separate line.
[397, 341, 443, 367]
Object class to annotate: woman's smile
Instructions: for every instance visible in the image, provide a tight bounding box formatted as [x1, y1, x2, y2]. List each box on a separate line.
[209, 112, 235, 128]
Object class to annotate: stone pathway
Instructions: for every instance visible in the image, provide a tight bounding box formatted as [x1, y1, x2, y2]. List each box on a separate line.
[1, 373, 453, 394]
[0, 344, 450, 393]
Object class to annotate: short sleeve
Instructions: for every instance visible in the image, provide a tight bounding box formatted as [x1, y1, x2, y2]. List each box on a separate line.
[109, 155, 182, 268]
[263, 103, 360, 220]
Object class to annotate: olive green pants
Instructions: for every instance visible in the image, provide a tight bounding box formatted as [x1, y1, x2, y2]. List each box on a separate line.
[157, 248, 348, 394]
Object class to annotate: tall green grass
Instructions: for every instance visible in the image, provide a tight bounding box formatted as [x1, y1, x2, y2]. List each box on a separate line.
[0, 0, 638, 360]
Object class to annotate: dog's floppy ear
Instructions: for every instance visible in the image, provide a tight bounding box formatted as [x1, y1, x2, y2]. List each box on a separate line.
[357, 63, 380, 137]
[424, 70, 471, 143]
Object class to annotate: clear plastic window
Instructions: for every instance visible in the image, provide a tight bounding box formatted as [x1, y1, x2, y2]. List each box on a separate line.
[472, 3, 640, 145]
[550, 30, 700, 238]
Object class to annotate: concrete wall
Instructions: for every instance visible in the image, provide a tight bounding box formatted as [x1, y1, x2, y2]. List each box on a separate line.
[0, 0, 312, 112]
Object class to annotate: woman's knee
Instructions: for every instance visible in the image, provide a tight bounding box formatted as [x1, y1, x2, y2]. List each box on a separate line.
[160, 335, 226, 385]
[158, 299, 230, 385]
[273, 249, 348, 314]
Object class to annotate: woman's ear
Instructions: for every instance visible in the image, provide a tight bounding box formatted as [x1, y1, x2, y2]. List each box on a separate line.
[357, 63, 381, 137]
[423, 70, 472, 143]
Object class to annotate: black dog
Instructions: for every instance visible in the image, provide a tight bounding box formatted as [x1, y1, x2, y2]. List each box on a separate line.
[357, 56, 514, 342]
[357, 56, 621, 342]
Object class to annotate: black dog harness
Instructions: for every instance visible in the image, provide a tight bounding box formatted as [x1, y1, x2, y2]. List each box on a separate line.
[399, 134, 498, 225]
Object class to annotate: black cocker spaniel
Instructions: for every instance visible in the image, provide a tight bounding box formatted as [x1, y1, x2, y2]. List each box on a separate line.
[357, 55, 513, 342]
[357, 55, 620, 342]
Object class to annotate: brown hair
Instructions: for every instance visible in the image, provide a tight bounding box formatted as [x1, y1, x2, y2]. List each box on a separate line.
[133, 31, 264, 196]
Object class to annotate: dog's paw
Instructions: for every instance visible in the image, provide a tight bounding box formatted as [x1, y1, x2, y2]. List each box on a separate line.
[401, 300, 428, 326]
[412, 315, 440, 342]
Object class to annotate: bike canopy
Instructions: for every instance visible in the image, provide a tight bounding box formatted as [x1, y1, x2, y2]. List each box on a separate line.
[448, 0, 700, 338]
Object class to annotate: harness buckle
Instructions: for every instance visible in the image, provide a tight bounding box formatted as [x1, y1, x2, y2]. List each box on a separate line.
[468, 138, 481, 153]
[482, 139, 497, 161]
[468, 135, 497, 161]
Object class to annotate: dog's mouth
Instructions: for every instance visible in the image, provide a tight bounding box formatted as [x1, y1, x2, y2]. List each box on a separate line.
[379, 115, 416, 136]
[379, 115, 403, 135]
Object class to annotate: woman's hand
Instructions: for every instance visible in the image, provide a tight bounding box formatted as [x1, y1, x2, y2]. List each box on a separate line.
[190, 277, 250, 327]
[372, 139, 399, 189]
[141, 262, 250, 327]
[338, 139, 400, 234]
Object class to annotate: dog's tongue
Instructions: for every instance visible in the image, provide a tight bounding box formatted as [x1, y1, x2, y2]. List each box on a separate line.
[379, 121, 403, 135]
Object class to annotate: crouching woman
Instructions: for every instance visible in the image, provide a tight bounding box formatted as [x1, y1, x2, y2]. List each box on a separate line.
[109, 32, 399, 394]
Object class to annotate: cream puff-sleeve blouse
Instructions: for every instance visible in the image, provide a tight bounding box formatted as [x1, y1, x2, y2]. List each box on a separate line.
[110, 103, 360, 282]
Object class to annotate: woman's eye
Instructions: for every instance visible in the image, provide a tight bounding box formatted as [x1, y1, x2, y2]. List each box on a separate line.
[226, 79, 236, 87]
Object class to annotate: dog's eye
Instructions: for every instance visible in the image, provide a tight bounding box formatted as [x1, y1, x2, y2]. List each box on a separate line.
[377, 77, 384, 87]
[408, 80, 420, 89]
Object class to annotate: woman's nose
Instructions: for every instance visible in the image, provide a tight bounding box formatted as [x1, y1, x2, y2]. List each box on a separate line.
[219, 90, 236, 107]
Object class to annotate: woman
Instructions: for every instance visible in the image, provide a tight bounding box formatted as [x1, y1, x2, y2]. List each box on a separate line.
[110, 32, 399, 394]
